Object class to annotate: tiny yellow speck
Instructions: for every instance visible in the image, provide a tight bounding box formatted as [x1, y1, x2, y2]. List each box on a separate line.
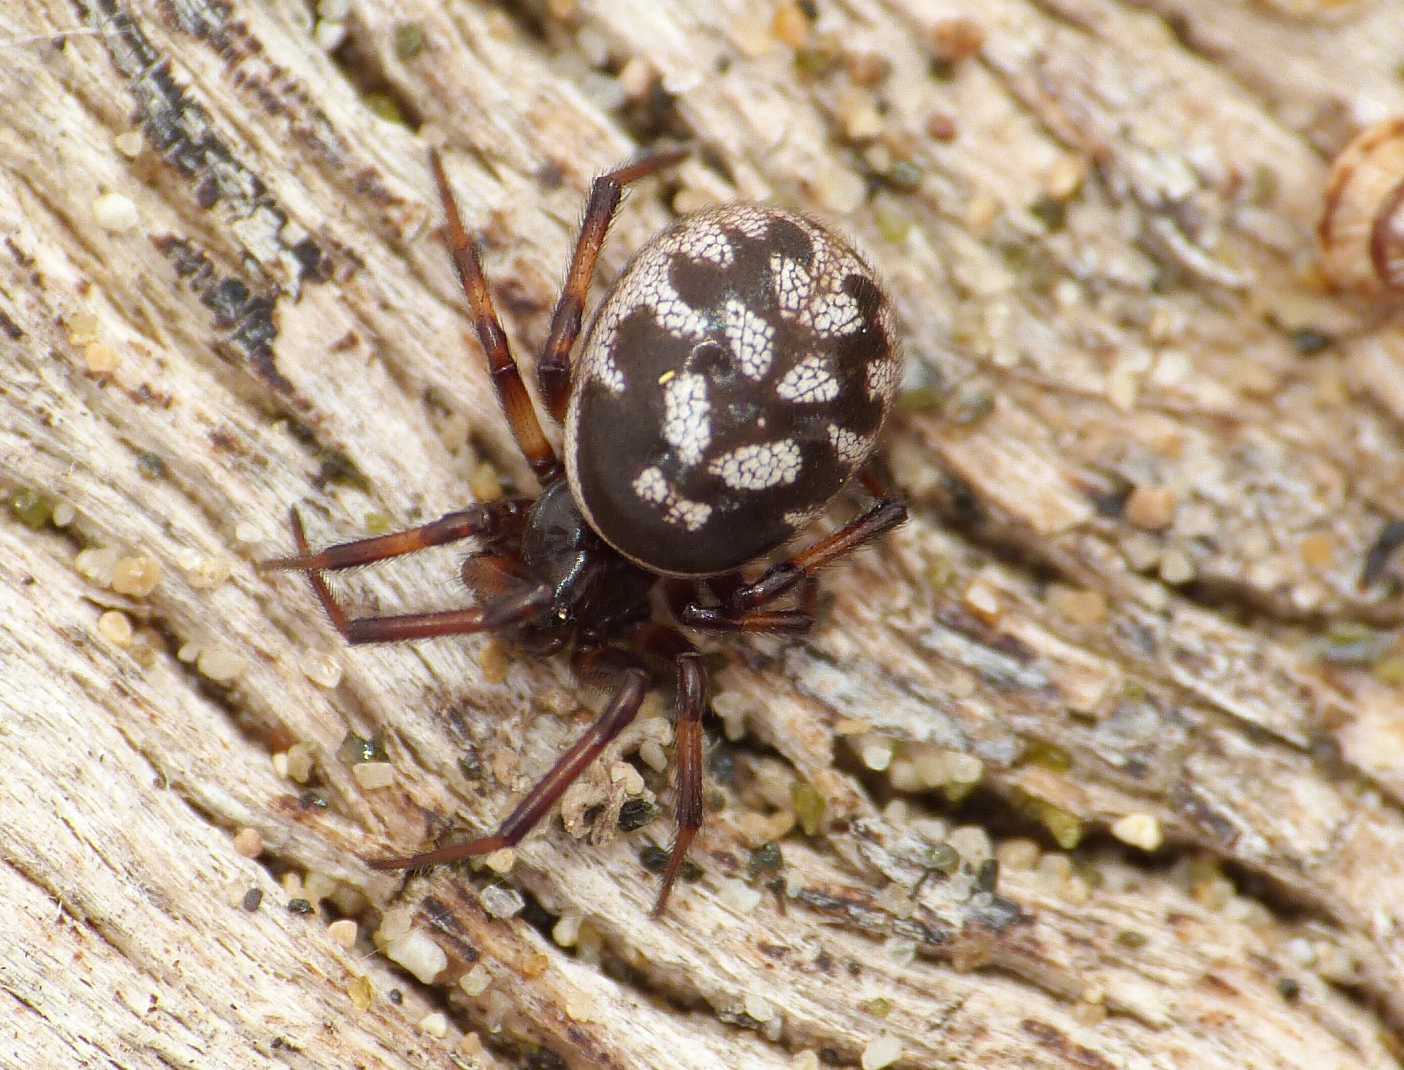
[347, 974, 373, 1011]
[1111, 812, 1163, 851]
[98, 610, 134, 646]
[232, 827, 264, 858]
[484, 846, 517, 873]
[658, 369, 677, 385]
[328, 918, 358, 949]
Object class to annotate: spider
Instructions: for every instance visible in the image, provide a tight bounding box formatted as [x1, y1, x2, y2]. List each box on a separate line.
[261, 146, 906, 915]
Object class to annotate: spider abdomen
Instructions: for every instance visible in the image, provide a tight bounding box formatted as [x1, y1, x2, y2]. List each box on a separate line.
[564, 204, 899, 577]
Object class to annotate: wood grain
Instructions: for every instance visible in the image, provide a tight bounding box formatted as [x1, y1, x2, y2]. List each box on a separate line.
[3, 1, 1403, 1067]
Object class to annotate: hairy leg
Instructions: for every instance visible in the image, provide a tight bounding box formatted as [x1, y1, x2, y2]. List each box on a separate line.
[536, 148, 687, 421]
[431, 149, 561, 484]
[268, 506, 549, 644]
[368, 668, 649, 870]
[673, 499, 906, 634]
[652, 650, 706, 916]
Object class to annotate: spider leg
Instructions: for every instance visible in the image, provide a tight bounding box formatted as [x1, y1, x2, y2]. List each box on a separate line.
[537, 147, 688, 422]
[430, 149, 561, 485]
[673, 497, 907, 633]
[368, 668, 650, 871]
[324, 584, 552, 645]
[259, 501, 528, 574]
[672, 605, 815, 634]
[653, 650, 706, 917]
[573, 627, 709, 916]
[663, 577, 812, 635]
[274, 506, 550, 644]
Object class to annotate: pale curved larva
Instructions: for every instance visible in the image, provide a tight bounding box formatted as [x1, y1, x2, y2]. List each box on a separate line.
[1319, 117, 1404, 296]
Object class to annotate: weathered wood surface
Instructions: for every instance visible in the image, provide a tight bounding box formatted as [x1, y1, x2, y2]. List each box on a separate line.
[3, 0, 1404, 1067]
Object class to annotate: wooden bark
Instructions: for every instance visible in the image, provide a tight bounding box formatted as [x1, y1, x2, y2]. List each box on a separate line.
[3, 0, 1404, 1067]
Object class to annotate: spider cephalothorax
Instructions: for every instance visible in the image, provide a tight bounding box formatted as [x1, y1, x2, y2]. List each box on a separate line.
[262, 148, 905, 914]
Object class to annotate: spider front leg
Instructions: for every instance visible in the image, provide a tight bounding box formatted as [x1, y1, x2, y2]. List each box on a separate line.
[431, 149, 561, 485]
[260, 500, 529, 573]
[265, 505, 549, 644]
[536, 147, 687, 422]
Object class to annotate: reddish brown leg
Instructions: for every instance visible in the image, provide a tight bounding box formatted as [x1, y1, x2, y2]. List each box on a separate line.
[259, 501, 528, 574]
[663, 578, 807, 634]
[795, 575, 820, 618]
[274, 506, 550, 644]
[537, 148, 688, 421]
[673, 604, 814, 634]
[431, 150, 561, 485]
[368, 668, 650, 871]
[653, 651, 706, 917]
[673, 499, 907, 633]
[859, 457, 898, 500]
[728, 498, 906, 613]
